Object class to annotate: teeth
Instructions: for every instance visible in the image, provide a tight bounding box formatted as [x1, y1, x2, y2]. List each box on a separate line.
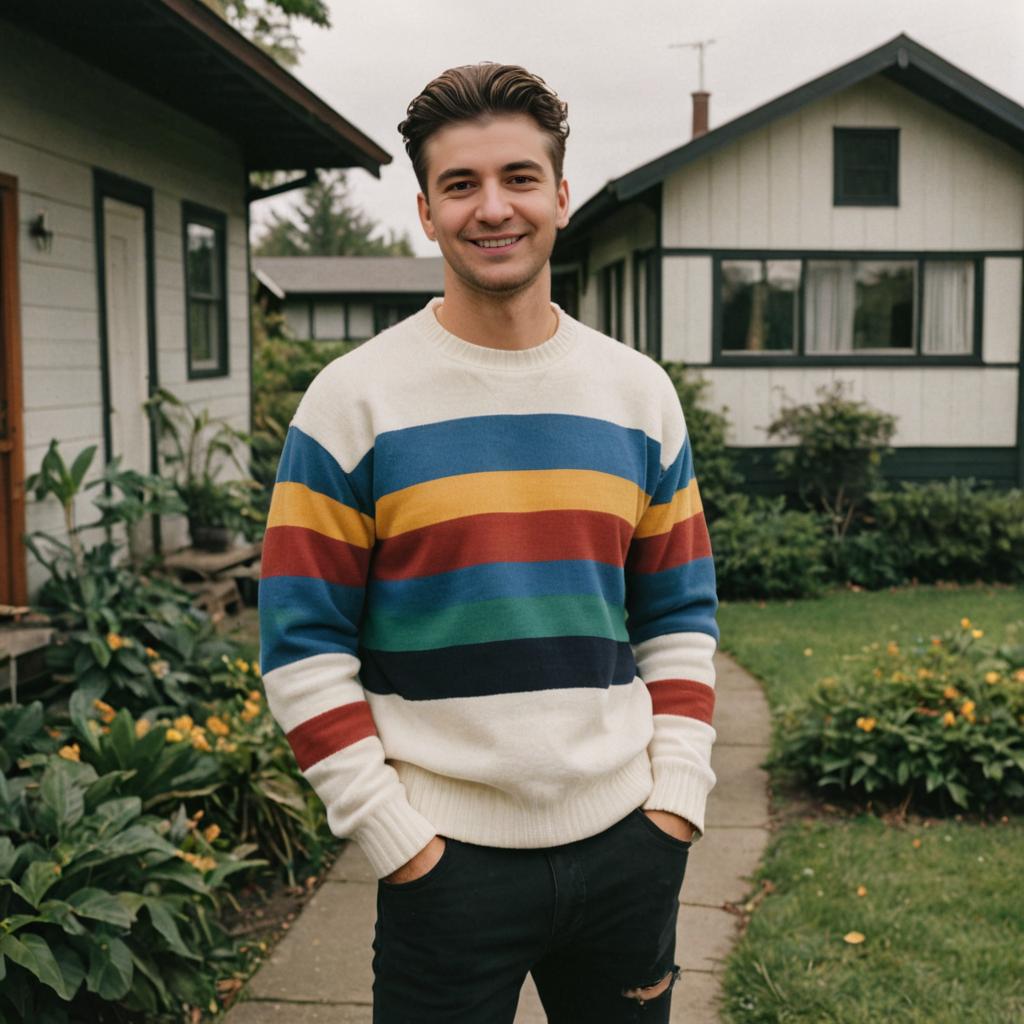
[475, 237, 519, 248]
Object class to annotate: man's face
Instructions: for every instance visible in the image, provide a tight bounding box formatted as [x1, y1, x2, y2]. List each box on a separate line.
[416, 114, 570, 298]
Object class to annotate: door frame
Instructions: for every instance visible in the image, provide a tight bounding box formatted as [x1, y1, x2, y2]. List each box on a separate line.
[92, 169, 161, 544]
[0, 171, 27, 604]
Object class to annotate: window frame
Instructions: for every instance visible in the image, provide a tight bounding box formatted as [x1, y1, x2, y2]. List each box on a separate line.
[599, 259, 625, 341]
[711, 251, 984, 366]
[834, 127, 900, 207]
[182, 201, 229, 380]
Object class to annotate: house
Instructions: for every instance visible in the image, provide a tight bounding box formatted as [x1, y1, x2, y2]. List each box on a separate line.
[254, 256, 445, 341]
[0, 0, 391, 604]
[554, 34, 1024, 489]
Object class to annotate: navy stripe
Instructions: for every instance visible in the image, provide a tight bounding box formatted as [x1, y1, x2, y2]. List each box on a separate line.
[276, 426, 374, 516]
[649, 439, 695, 505]
[626, 557, 720, 644]
[373, 414, 663, 498]
[359, 636, 637, 701]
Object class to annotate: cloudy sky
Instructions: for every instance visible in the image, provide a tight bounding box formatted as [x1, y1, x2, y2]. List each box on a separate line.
[251, 0, 1024, 256]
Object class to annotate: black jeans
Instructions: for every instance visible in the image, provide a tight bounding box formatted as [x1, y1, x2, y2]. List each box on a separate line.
[372, 807, 690, 1023]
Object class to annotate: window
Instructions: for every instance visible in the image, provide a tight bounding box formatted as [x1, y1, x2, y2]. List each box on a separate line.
[600, 260, 625, 340]
[183, 204, 228, 378]
[834, 128, 899, 206]
[718, 256, 977, 359]
[721, 260, 800, 353]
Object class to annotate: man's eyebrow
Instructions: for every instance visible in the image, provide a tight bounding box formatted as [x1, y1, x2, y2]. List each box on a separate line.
[434, 160, 547, 188]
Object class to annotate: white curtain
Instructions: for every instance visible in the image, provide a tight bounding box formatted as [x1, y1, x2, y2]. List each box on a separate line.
[804, 261, 855, 353]
[922, 262, 973, 354]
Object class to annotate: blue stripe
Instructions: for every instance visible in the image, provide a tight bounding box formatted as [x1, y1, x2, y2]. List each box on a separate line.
[367, 560, 626, 613]
[625, 557, 719, 643]
[276, 426, 374, 516]
[259, 575, 365, 673]
[649, 439, 695, 506]
[373, 414, 662, 498]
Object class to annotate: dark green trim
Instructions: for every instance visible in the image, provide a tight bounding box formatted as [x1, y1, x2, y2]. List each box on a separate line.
[709, 250, 987, 366]
[1018, 260, 1024, 487]
[92, 168, 160, 549]
[600, 260, 625, 340]
[833, 127, 900, 206]
[182, 201, 229, 380]
[661, 247, 1022, 258]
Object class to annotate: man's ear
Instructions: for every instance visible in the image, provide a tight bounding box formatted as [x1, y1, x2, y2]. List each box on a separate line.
[555, 177, 570, 230]
[416, 191, 436, 242]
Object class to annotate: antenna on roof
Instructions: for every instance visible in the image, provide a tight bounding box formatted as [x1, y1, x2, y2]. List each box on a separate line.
[669, 38, 715, 92]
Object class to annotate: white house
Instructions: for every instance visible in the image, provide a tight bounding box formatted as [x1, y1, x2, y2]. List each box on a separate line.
[554, 34, 1024, 490]
[0, 0, 390, 603]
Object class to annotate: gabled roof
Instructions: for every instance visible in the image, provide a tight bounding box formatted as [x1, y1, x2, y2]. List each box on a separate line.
[562, 33, 1024, 242]
[1, 0, 390, 175]
[255, 256, 446, 296]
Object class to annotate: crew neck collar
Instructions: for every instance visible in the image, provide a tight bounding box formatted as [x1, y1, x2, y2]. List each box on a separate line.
[412, 297, 578, 371]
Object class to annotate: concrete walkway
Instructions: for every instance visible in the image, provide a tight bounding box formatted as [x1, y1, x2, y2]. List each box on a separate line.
[224, 653, 771, 1023]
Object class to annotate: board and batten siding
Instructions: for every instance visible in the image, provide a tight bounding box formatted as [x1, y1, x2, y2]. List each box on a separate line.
[0, 19, 250, 589]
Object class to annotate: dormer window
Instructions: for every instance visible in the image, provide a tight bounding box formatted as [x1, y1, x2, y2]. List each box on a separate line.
[834, 128, 899, 206]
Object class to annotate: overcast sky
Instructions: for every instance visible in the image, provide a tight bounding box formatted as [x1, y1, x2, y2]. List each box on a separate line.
[251, 0, 1024, 256]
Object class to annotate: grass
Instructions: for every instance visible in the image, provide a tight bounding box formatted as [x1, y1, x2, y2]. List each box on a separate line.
[716, 584, 1024, 1023]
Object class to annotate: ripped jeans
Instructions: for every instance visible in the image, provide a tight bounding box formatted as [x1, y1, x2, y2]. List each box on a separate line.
[372, 807, 690, 1023]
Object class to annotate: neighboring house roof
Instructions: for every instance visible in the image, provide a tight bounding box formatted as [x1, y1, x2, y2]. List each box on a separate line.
[2, 0, 390, 175]
[255, 256, 446, 296]
[561, 33, 1024, 244]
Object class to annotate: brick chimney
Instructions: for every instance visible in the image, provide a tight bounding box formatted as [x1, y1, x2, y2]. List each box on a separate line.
[691, 91, 709, 138]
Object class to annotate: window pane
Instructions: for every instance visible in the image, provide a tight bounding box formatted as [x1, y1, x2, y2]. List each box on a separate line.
[853, 261, 914, 350]
[922, 261, 974, 355]
[188, 299, 219, 371]
[721, 260, 799, 352]
[187, 222, 218, 296]
[835, 129, 898, 205]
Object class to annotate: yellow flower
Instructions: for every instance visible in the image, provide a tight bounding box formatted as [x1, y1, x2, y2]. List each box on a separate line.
[1015, 670, 1024, 683]
[241, 700, 261, 722]
[93, 699, 116, 724]
[985, 671, 1000, 685]
[135, 719, 151, 739]
[930, 636, 942, 646]
[843, 931, 866, 945]
[216, 737, 238, 753]
[207, 715, 230, 737]
[803, 648, 813, 657]
[165, 728, 185, 743]
[917, 668, 932, 680]
[173, 715, 194, 733]
[203, 824, 221, 843]
[151, 660, 170, 679]
[943, 686, 960, 700]
[942, 710, 956, 727]
[191, 731, 212, 753]
[145, 647, 159, 659]
[856, 716, 877, 733]
[972, 629, 984, 639]
[960, 700, 976, 722]
[960, 617, 971, 629]
[106, 632, 124, 651]
[856, 885, 868, 897]
[886, 641, 899, 657]
[253, 661, 261, 677]
[234, 658, 250, 673]
[176, 850, 217, 872]
[248, 690, 262, 703]
[911, 838, 922, 849]
[46, 726, 64, 740]
[58, 743, 81, 761]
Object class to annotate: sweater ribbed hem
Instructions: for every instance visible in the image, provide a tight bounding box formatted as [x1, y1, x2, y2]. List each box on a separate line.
[410, 298, 579, 372]
[393, 751, 654, 849]
[643, 764, 715, 840]
[353, 796, 439, 879]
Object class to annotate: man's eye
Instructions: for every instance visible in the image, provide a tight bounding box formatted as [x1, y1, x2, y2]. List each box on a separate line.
[447, 181, 473, 192]
[510, 176, 535, 185]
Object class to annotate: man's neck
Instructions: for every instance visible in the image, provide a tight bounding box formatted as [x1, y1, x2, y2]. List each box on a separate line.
[434, 271, 557, 351]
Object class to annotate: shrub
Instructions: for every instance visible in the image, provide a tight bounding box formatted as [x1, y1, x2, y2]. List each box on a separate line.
[709, 494, 828, 600]
[773, 620, 1024, 813]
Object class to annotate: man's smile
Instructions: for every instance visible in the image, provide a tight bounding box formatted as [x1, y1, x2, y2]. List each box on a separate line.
[468, 235, 524, 249]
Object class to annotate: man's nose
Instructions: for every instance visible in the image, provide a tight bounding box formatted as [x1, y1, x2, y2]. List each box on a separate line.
[475, 181, 513, 224]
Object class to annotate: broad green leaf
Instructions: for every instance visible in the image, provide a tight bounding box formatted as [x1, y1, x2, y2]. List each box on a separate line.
[36, 900, 87, 937]
[69, 445, 97, 489]
[130, 949, 170, 1005]
[86, 934, 133, 999]
[83, 769, 137, 812]
[104, 824, 177, 859]
[0, 932, 73, 1000]
[49, 940, 85, 1002]
[108, 711, 136, 768]
[93, 796, 142, 836]
[67, 888, 136, 929]
[207, 857, 267, 889]
[40, 761, 84, 833]
[143, 861, 211, 895]
[0, 913, 41, 934]
[19, 859, 62, 908]
[143, 898, 197, 960]
[0, 837, 15, 877]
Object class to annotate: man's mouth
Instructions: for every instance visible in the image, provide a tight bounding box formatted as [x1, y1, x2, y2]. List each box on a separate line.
[470, 236, 523, 249]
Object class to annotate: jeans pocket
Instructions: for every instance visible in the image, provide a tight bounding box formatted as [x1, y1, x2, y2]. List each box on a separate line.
[632, 809, 693, 854]
[380, 837, 457, 893]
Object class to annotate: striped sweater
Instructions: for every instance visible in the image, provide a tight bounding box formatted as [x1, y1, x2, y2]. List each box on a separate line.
[259, 298, 719, 879]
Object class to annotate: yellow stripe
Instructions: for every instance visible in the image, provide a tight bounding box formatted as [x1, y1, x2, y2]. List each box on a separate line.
[376, 469, 645, 539]
[267, 481, 375, 548]
[633, 478, 703, 539]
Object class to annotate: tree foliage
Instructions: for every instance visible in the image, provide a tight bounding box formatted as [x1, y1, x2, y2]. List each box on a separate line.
[201, 0, 329, 67]
[253, 170, 415, 257]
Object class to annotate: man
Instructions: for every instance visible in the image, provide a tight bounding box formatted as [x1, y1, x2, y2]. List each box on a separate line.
[259, 63, 719, 1023]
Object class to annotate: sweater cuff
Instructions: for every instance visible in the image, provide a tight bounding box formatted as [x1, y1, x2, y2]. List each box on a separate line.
[353, 796, 439, 878]
[643, 764, 714, 839]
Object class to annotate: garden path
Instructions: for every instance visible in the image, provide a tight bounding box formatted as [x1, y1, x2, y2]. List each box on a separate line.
[223, 652, 771, 1023]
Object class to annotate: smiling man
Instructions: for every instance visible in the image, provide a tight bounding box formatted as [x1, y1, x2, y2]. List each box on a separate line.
[259, 63, 720, 1023]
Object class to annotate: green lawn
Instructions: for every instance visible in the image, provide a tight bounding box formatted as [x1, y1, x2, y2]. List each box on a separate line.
[717, 585, 1024, 1023]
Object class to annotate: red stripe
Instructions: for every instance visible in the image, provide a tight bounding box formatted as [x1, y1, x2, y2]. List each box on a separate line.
[647, 678, 715, 725]
[627, 513, 712, 574]
[287, 702, 377, 771]
[373, 509, 633, 580]
[262, 525, 370, 586]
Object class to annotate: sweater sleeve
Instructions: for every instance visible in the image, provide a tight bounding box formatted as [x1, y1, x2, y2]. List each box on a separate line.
[258, 421, 436, 878]
[624, 388, 720, 837]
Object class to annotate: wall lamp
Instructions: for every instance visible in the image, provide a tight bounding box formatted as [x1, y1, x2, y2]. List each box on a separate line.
[29, 210, 54, 253]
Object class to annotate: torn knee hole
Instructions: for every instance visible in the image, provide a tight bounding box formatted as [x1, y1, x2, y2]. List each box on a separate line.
[621, 965, 681, 1006]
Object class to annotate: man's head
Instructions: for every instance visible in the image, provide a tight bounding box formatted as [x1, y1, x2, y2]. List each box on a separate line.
[398, 63, 570, 196]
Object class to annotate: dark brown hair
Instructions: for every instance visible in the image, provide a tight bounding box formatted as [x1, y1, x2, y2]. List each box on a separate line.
[398, 63, 570, 194]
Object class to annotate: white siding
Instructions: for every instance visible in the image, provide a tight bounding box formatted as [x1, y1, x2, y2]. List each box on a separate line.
[662, 76, 1024, 251]
[661, 256, 712, 363]
[702, 367, 1017, 447]
[1, 18, 250, 591]
[982, 258, 1022, 364]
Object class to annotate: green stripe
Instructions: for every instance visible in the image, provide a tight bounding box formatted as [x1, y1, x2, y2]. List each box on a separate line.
[361, 594, 629, 651]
